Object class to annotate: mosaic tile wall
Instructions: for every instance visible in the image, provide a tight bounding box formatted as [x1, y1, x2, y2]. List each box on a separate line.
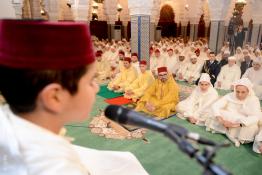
[131, 15, 150, 67]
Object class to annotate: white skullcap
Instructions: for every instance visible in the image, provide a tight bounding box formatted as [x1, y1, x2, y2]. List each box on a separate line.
[199, 73, 211, 84]
[228, 56, 236, 61]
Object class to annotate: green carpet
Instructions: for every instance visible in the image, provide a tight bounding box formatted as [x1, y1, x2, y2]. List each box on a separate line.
[65, 93, 262, 175]
[97, 85, 123, 99]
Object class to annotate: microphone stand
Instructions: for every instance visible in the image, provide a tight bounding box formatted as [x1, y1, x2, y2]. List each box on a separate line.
[164, 125, 232, 175]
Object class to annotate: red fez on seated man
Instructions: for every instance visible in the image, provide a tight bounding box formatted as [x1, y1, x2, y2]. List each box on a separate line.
[195, 48, 200, 57]
[135, 66, 179, 118]
[0, 20, 148, 175]
[131, 52, 140, 73]
[107, 56, 137, 92]
[124, 60, 154, 102]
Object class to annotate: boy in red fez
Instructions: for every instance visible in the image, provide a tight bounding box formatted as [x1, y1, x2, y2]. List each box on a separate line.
[124, 60, 154, 102]
[131, 53, 140, 73]
[195, 48, 200, 57]
[108, 57, 137, 92]
[0, 20, 147, 175]
[135, 66, 179, 118]
[140, 60, 147, 65]
[95, 51, 110, 82]
[118, 50, 125, 58]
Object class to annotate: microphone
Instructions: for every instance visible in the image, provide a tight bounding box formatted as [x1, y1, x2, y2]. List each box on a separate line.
[104, 105, 218, 146]
[104, 104, 168, 133]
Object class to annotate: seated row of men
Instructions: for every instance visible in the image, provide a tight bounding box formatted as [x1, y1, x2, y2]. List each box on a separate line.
[105, 57, 179, 118]
[96, 47, 262, 100]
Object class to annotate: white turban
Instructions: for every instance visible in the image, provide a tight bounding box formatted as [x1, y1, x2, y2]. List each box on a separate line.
[233, 78, 255, 96]
[228, 56, 236, 61]
[199, 73, 211, 84]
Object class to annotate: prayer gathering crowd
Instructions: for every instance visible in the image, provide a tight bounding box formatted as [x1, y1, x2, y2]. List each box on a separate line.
[92, 37, 262, 153]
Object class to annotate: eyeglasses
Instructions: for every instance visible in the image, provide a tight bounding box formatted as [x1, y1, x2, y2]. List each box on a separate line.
[158, 73, 168, 77]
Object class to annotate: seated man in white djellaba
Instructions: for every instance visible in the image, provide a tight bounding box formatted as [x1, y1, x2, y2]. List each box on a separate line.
[166, 48, 177, 73]
[205, 78, 262, 147]
[179, 55, 202, 84]
[215, 56, 241, 90]
[176, 73, 219, 126]
[174, 54, 188, 81]
[150, 49, 167, 77]
[242, 57, 262, 100]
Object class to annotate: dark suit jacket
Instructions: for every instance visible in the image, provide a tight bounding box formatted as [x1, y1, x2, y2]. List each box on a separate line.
[198, 60, 221, 86]
[240, 60, 253, 77]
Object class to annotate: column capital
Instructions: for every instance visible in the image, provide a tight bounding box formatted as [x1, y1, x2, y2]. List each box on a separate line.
[104, 0, 118, 23]
[128, 0, 153, 16]
[208, 0, 231, 21]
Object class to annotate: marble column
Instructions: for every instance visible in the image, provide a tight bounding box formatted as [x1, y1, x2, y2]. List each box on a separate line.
[71, 0, 90, 22]
[250, 23, 262, 47]
[190, 23, 198, 41]
[29, 0, 41, 19]
[188, 0, 203, 41]
[104, 0, 117, 41]
[250, 0, 262, 47]
[130, 15, 150, 60]
[12, 0, 23, 19]
[128, 0, 153, 63]
[43, 0, 59, 21]
[150, 22, 155, 42]
[208, 0, 231, 54]
[209, 21, 225, 53]
[180, 21, 187, 38]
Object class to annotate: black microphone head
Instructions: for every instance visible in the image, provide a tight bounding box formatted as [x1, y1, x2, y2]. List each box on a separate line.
[104, 105, 129, 124]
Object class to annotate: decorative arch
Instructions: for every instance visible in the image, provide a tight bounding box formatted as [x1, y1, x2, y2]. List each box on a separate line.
[159, 4, 175, 22]
[158, 4, 176, 37]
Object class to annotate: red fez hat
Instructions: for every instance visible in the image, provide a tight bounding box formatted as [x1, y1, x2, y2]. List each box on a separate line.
[97, 50, 103, 54]
[131, 53, 138, 57]
[155, 49, 160, 53]
[195, 48, 200, 54]
[124, 57, 131, 63]
[157, 67, 167, 74]
[0, 20, 95, 69]
[95, 51, 102, 57]
[139, 60, 147, 65]
[118, 50, 125, 55]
